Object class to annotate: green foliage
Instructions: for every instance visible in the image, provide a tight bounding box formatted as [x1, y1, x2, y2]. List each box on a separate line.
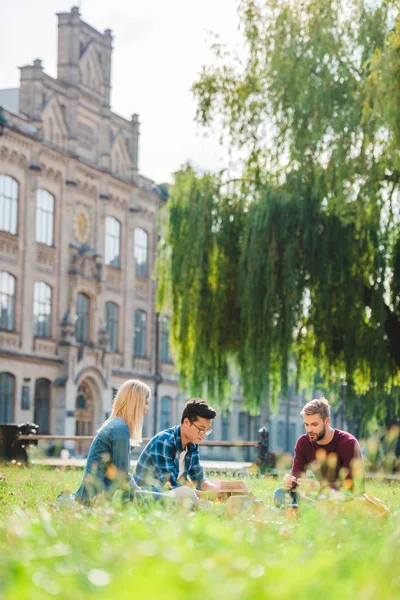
[158, 0, 400, 421]
[0, 466, 399, 599]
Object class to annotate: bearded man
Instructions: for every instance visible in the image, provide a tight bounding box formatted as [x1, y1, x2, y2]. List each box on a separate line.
[274, 397, 365, 507]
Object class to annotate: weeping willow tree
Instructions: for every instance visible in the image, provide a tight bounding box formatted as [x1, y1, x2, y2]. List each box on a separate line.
[158, 0, 400, 424]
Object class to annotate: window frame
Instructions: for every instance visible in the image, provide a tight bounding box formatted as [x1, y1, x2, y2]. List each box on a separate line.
[106, 301, 119, 353]
[0, 271, 16, 331]
[0, 372, 15, 423]
[134, 309, 147, 357]
[0, 175, 18, 235]
[134, 227, 148, 277]
[76, 292, 90, 344]
[33, 281, 52, 338]
[160, 316, 171, 362]
[36, 189, 55, 246]
[105, 216, 121, 267]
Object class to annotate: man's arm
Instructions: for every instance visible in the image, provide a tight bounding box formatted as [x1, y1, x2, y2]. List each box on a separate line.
[187, 449, 212, 491]
[291, 437, 308, 479]
[282, 438, 309, 490]
[152, 437, 179, 488]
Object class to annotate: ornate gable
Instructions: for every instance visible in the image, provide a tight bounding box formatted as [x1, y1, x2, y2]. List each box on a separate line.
[41, 93, 68, 146]
[79, 41, 104, 94]
[111, 132, 132, 177]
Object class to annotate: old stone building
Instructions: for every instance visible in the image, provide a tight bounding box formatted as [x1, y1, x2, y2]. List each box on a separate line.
[0, 6, 179, 448]
[0, 6, 307, 458]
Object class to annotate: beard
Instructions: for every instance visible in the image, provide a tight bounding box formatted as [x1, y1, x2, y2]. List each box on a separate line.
[309, 424, 326, 442]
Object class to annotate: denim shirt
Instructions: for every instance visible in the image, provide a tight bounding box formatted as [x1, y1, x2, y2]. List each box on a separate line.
[133, 425, 207, 490]
[75, 417, 132, 503]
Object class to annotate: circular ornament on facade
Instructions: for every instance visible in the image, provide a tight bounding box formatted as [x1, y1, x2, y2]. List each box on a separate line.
[73, 205, 91, 244]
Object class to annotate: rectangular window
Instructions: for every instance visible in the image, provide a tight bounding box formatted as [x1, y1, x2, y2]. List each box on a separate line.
[134, 310, 147, 357]
[33, 282, 52, 337]
[36, 189, 54, 246]
[134, 228, 148, 276]
[106, 302, 119, 352]
[76, 293, 89, 343]
[160, 316, 171, 362]
[221, 414, 230, 441]
[105, 217, 121, 267]
[0, 272, 16, 331]
[0, 175, 18, 234]
[238, 412, 247, 439]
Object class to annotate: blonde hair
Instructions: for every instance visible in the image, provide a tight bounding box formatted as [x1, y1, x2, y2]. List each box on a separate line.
[301, 396, 331, 421]
[102, 379, 151, 445]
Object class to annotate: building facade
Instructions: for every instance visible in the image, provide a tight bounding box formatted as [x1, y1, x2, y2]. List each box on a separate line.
[0, 6, 306, 458]
[0, 6, 179, 449]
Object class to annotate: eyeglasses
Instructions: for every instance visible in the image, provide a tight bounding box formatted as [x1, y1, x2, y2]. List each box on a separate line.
[190, 421, 213, 436]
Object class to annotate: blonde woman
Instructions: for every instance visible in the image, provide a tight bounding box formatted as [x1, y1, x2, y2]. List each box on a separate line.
[74, 379, 150, 504]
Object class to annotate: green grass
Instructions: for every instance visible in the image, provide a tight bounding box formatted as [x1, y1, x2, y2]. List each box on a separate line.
[0, 464, 399, 600]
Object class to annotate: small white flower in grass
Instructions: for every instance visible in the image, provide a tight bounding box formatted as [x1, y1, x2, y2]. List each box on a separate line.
[249, 565, 265, 578]
[88, 569, 110, 586]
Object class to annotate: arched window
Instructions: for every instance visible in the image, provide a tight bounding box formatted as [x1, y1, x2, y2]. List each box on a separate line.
[221, 414, 230, 441]
[160, 316, 171, 362]
[0, 271, 16, 331]
[0, 175, 18, 234]
[36, 189, 54, 245]
[33, 282, 52, 337]
[105, 216, 120, 267]
[134, 309, 147, 357]
[0, 372, 15, 423]
[106, 301, 119, 352]
[76, 293, 90, 343]
[160, 395, 172, 431]
[76, 393, 86, 410]
[238, 411, 247, 440]
[134, 228, 148, 276]
[34, 378, 51, 434]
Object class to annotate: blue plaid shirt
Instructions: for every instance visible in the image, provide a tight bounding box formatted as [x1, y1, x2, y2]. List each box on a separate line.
[133, 425, 207, 490]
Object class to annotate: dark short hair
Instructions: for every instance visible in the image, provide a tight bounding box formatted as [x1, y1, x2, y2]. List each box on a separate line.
[181, 398, 217, 424]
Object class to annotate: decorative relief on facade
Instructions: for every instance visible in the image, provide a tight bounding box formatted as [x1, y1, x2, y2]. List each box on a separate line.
[0, 331, 19, 348]
[111, 354, 123, 368]
[37, 244, 56, 270]
[76, 178, 97, 198]
[132, 357, 151, 373]
[0, 232, 18, 260]
[77, 121, 96, 151]
[34, 338, 57, 356]
[73, 204, 91, 244]
[60, 311, 76, 344]
[0, 144, 28, 167]
[161, 363, 175, 379]
[69, 245, 102, 281]
[105, 265, 122, 291]
[38, 163, 63, 182]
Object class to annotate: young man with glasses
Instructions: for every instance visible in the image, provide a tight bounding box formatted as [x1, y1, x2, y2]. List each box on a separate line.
[133, 398, 220, 497]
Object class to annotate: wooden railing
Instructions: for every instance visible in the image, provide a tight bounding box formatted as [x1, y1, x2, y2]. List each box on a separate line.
[18, 435, 258, 447]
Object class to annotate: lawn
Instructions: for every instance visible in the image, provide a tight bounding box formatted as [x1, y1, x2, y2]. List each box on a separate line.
[0, 464, 399, 600]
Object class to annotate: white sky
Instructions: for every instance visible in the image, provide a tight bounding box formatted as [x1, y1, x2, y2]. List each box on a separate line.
[0, 0, 242, 183]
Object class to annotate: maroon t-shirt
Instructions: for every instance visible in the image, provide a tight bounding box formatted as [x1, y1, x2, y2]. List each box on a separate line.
[291, 429, 365, 490]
